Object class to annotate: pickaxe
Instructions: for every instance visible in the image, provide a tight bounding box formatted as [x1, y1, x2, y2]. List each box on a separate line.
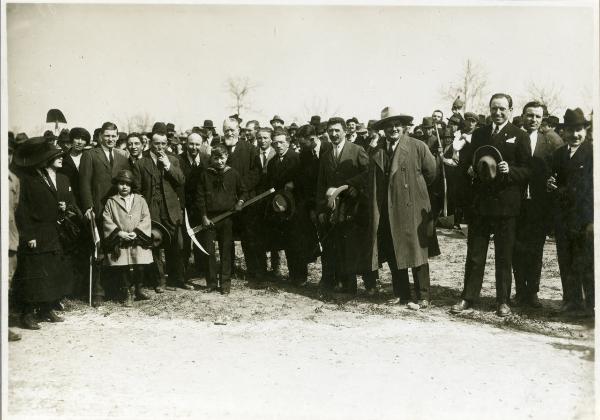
[184, 188, 275, 254]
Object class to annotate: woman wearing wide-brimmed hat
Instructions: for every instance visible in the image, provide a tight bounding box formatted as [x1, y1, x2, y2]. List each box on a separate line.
[14, 139, 80, 330]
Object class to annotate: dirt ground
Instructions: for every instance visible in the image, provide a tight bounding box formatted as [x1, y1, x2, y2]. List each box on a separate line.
[7, 228, 595, 420]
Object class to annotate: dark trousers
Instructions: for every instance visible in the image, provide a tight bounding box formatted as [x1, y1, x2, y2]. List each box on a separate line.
[200, 218, 233, 288]
[153, 221, 185, 287]
[182, 229, 205, 279]
[461, 215, 516, 304]
[117, 265, 145, 290]
[319, 226, 356, 292]
[379, 217, 429, 300]
[512, 200, 547, 298]
[555, 225, 594, 308]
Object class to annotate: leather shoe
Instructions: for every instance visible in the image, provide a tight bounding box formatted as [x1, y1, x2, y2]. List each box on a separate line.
[559, 301, 582, 313]
[181, 283, 195, 291]
[451, 299, 471, 314]
[91, 296, 104, 308]
[154, 287, 165, 294]
[387, 297, 402, 305]
[9, 329, 21, 341]
[21, 313, 41, 330]
[135, 288, 151, 300]
[54, 300, 66, 311]
[497, 303, 512, 317]
[165, 286, 177, 291]
[417, 299, 429, 309]
[43, 309, 65, 323]
[528, 294, 542, 308]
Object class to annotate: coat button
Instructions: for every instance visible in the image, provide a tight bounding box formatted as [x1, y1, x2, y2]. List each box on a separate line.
[404, 184, 408, 188]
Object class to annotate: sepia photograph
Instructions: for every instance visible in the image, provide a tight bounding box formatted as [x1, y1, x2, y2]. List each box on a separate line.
[1, 1, 598, 419]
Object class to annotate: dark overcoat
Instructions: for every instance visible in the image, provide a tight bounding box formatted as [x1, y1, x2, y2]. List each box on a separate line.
[15, 170, 77, 302]
[349, 135, 437, 271]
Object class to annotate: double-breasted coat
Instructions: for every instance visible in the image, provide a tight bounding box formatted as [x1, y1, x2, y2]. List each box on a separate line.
[102, 193, 154, 266]
[349, 135, 437, 271]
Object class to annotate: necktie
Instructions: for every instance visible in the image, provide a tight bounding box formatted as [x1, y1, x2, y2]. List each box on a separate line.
[262, 152, 267, 168]
[568, 146, 573, 159]
[313, 149, 317, 159]
[387, 141, 395, 157]
[108, 149, 114, 168]
[492, 125, 499, 136]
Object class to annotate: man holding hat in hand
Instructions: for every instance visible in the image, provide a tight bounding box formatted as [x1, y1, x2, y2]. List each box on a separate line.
[452, 93, 531, 317]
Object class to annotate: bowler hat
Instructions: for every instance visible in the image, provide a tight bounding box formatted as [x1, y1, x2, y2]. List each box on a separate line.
[166, 123, 175, 133]
[464, 112, 478, 122]
[271, 190, 296, 220]
[112, 169, 136, 188]
[270, 115, 285, 125]
[346, 117, 359, 125]
[69, 127, 91, 143]
[309, 115, 321, 126]
[373, 107, 414, 130]
[15, 132, 29, 145]
[561, 108, 590, 128]
[203, 120, 215, 129]
[43, 130, 57, 144]
[152, 122, 168, 136]
[151, 220, 171, 248]
[289, 122, 299, 130]
[14, 139, 63, 168]
[473, 145, 503, 182]
[421, 117, 434, 129]
[46, 108, 67, 124]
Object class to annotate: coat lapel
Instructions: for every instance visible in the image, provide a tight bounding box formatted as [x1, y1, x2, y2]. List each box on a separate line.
[389, 135, 409, 178]
[372, 139, 386, 172]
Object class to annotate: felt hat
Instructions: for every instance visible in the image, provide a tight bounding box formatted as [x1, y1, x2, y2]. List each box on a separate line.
[270, 115, 285, 125]
[473, 145, 503, 182]
[69, 127, 91, 143]
[151, 122, 168, 136]
[166, 123, 175, 133]
[203, 120, 215, 129]
[271, 190, 296, 220]
[367, 120, 378, 130]
[448, 113, 463, 126]
[421, 117, 434, 129]
[309, 115, 321, 126]
[151, 220, 171, 248]
[373, 107, 413, 130]
[13, 139, 64, 168]
[288, 122, 299, 130]
[346, 117, 359, 125]
[112, 169, 137, 189]
[561, 108, 590, 128]
[544, 115, 560, 126]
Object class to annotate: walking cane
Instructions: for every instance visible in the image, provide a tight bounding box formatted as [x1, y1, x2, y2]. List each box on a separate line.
[89, 210, 101, 306]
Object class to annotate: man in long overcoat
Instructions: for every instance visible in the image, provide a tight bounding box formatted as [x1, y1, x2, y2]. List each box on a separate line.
[133, 122, 191, 292]
[79, 122, 131, 306]
[349, 107, 437, 307]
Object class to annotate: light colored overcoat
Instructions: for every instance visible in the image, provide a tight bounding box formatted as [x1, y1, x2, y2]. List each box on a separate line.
[102, 193, 153, 266]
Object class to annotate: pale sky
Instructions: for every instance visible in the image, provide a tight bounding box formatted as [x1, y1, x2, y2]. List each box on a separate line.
[5, 2, 597, 134]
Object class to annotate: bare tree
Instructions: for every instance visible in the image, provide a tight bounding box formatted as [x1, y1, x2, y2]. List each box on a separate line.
[526, 82, 564, 116]
[439, 59, 488, 114]
[119, 112, 153, 133]
[293, 96, 341, 124]
[225, 76, 257, 118]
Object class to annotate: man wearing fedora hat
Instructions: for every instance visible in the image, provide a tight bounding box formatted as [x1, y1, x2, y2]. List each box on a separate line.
[133, 122, 191, 293]
[270, 115, 285, 129]
[452, 93, 531, 317]
[547, 108, 594, 316]
[79, 122, 132, 307]
[511, 101, 564, 308]
[348, 107, 437, 307]
[346, 117, 359, 143]
[316, 117, 370, 297]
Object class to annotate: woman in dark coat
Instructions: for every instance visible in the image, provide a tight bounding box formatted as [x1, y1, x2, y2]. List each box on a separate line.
[14, 140, 79, 330]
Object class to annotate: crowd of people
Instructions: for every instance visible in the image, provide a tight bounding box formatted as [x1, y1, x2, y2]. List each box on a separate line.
[7, 94, 594, 342]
